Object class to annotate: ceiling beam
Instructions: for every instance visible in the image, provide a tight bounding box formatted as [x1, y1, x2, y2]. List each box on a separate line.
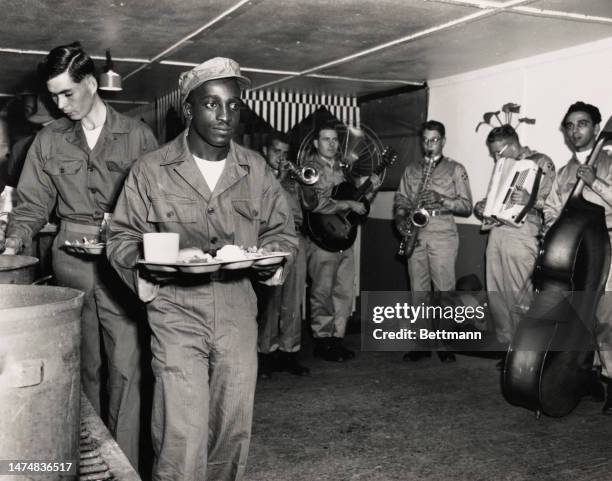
[159, 60, 424, 86]
[425, 0, 535, 8]
[428, 0, 612, 24]
[0, 49, 422, 90]
[512, 6, 612, 25]
[123, 0, 255, 81]
[0, 48, 148, 64]
[0, 91, 149, 105]
[250, 0, 534, 91]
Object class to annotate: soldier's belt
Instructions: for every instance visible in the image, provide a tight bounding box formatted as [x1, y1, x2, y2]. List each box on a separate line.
[60, 220, 104, 235]
[428, 209, 452, 217]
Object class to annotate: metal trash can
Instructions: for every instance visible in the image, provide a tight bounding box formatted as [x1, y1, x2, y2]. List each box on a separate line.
[0, 255, 39, 284]
[0, 285, 83, 480]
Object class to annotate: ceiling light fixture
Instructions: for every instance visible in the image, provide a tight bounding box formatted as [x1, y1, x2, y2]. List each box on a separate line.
[99, 49, 122, 91]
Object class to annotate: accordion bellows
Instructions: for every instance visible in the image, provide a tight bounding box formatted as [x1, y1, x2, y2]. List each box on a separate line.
[482, 157, 542, 230]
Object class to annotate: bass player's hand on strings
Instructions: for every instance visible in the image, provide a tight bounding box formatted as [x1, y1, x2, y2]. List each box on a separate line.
[577, 164, 596, 187]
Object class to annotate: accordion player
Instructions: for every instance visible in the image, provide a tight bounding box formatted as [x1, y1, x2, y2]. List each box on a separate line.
[481, 157, 542, 230]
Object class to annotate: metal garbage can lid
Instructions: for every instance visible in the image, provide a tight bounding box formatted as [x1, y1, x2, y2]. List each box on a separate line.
[0, 255, 39, 271]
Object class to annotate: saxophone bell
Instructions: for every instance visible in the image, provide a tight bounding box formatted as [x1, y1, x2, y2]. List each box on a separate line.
[411, 208, 430, 228]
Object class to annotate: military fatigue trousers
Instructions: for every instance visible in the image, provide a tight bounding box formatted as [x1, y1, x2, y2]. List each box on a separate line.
[486, 221, 539, 346]
[147, 277, 258, 481]
[52, 221, 143, 468]
[306, 239, 354, 339]
[258, 234, 307, 353]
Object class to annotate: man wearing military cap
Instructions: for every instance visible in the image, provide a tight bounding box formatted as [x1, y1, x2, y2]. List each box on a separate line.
[107, 57, 298, 480]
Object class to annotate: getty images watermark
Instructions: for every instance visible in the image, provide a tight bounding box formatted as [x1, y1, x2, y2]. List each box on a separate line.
[361, 291, 491, 351]
[361, 290, 601, 352]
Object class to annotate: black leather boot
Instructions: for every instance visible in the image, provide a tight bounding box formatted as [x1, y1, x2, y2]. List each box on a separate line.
[437, 351, 456, 363]
[313, 338, 331, 358]
[278, 351, 310, 376]
[602, 379, 612, 415]
[402, 351, 432, 362]
[258, 352, 275, 380]
[582, 369, 605, 402]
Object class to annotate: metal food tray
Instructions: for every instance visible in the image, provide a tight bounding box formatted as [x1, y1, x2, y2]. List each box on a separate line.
[138, 252, 290, 274]
[62, 242, 105, 255]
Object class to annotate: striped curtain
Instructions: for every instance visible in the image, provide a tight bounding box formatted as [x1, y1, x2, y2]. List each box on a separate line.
[242, 90, 360, 132]
[125, 88, 360, 140]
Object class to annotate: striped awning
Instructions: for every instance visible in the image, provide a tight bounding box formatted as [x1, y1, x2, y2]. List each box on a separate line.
[126, 88, 360, 140]
[242, 90, 360, 133]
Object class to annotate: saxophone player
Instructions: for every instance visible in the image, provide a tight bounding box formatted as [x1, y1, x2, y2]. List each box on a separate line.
[393, 120, 473, 362]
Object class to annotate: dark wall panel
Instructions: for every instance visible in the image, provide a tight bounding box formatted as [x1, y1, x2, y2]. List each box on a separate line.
[360, 221, 487, 292]
[360, 218, 408, 291]
[455, 224, 487, 287]
[359, 87, 428, 191]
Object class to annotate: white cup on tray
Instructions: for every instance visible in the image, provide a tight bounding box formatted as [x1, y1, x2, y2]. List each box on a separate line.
[143, 232, 179, 263]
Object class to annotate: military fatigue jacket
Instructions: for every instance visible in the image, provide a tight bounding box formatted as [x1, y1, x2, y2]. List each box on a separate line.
[544, 151, 612, 229]
[279, 176, 303, 228]
[300, 154, 347, 215]
[8, 104, 158, 246]
[106, 133, 298, 294]
[394, 156, 473, 216]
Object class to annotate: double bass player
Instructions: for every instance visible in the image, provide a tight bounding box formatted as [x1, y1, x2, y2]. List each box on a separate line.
[544, 101, 612, 414]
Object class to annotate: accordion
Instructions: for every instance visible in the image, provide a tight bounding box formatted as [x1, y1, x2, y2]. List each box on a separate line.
[481, 157, 542, 230]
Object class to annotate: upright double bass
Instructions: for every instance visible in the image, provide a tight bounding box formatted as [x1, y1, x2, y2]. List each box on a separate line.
[502, 116, 612, 417]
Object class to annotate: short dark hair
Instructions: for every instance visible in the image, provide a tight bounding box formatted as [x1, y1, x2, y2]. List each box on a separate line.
[314, 121, 340, 140]
[421, 120, 445, 138]
[562, 101, 602, 127]
[486, 124, 519, 145]
[41, 41, 96, 83]
[266, 131, 290, 148]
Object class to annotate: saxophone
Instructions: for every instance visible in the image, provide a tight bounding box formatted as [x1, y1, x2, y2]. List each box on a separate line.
[397, 156, 437, 257]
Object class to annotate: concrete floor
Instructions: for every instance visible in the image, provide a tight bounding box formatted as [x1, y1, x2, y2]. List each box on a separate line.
[247, 334, 612, 481]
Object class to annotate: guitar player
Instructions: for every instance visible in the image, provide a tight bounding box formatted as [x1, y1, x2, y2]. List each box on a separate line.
[302, 121, 382, 362]
[474, 125, 556, 368]
[394, 120, 473, 363]
[543, 102, 612, 414]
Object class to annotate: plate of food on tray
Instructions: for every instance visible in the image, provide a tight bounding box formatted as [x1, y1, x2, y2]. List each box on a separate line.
[62, 237, 105, 255]
[138, 244, 290, 274]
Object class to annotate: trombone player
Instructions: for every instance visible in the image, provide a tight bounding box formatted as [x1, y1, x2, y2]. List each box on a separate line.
[394, 120, 473, 362]
[257, 131, 312, 378]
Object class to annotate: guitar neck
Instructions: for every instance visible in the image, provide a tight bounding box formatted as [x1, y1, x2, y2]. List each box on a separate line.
[351, 163, 387, 200]
[352, 179, 373, 201]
